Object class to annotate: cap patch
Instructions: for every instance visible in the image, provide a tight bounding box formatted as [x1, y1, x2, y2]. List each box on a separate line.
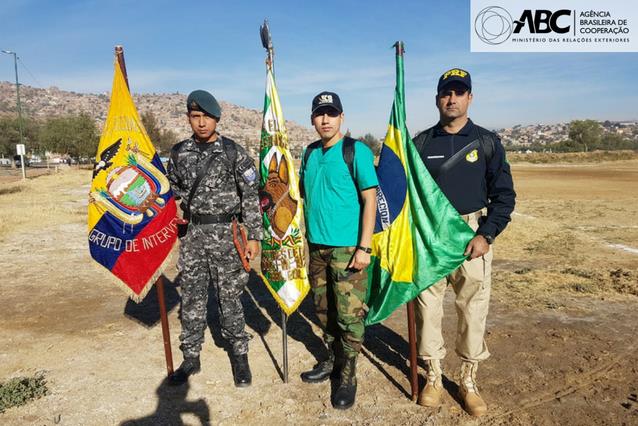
[443, 69, 468, 80]
[318, 94, 333, 105]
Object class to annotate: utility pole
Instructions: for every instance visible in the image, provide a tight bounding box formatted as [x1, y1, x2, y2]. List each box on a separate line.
[2, 50, 26, 179]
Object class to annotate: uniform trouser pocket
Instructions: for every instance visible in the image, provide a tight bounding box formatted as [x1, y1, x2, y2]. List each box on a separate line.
[329, 247, 368, 356]
[309, 246, 337, 346]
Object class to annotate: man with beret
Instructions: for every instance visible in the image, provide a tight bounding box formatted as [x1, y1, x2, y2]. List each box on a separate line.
[166, 90, 262, 387]
[412, 69, 515, 416]
[299, 91, 378, 409]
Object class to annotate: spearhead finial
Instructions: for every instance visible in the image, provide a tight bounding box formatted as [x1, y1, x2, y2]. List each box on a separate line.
[260, 20, 272, 51]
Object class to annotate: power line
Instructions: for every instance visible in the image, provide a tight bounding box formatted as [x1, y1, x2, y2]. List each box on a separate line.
[17, 56, 43, 87]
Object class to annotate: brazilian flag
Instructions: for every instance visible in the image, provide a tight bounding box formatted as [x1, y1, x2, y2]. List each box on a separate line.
[365, 42, 475, 325]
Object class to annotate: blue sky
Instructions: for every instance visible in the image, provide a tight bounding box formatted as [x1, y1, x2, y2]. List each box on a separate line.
[1, 0, 637, 137]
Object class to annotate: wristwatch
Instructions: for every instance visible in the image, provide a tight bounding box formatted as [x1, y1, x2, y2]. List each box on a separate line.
[481, 234, 494, 245]
[356, 245, 372, 254]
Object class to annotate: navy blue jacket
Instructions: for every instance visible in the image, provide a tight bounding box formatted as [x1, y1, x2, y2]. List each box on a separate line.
[412, 119, 516, 239]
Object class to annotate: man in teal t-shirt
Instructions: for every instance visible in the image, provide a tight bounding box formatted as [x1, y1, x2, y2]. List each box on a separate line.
[299, 91, 378, 410]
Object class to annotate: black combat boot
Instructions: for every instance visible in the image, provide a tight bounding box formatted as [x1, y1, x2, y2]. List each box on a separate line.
[231, 353, 252, 388]
[332, 357, 357, 410]
[300, 351, 335, 383]
[168, 356, 201, 386]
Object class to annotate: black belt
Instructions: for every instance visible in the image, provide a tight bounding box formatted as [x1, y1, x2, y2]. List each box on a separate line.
[189, 213, 241, 225]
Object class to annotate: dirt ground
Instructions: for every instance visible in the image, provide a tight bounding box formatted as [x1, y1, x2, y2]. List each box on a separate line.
[1, 159, 637, 425]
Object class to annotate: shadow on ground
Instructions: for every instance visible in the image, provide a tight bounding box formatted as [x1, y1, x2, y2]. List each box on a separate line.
[119, 377, 210, 426]
[123, 275, 180, 328]
[122, 269, 416, 396]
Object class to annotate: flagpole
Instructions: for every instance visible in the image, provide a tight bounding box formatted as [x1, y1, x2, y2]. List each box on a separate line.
[282, 311, 289, 383]
[260, 20, 289, 384]
[393, 40, 419, 401]
[407, 301, 418, 401]
[114, 45, 174, 377]
[114, 45, 130, 90]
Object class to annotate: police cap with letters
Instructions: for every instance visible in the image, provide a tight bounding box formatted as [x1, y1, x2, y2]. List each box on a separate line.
[437, 68, 472, 93]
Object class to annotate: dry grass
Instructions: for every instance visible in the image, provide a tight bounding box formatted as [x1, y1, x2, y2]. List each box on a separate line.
[508, 150, 637, 164]
[1, 161, 636, 306]
[0, 169, 90, 241]
[491, 160, 638, 306]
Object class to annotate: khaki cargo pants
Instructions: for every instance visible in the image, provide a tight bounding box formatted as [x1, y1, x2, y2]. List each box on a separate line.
[415, 211, 492, 362]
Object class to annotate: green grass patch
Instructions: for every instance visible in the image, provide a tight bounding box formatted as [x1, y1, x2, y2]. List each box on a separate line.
[0, 373, 48, 413]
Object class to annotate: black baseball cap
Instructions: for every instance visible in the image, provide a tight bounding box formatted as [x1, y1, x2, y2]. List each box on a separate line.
[311, 91, 343, 115]
[437, 68, 472, 93]
[186, 90, 222, 118]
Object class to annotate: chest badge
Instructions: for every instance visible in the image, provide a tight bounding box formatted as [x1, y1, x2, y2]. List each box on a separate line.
[466, 149, 479, 163]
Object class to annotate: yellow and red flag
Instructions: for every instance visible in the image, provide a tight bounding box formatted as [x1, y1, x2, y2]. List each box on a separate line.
[88, 55, 178, 301]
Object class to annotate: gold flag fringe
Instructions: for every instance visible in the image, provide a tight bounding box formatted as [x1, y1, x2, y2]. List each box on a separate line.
[258, 271, 310, 316]
[94, 251, 176, 304]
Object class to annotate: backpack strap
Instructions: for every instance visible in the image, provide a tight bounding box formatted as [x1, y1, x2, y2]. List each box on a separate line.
[412, 127, 435, 155]
[302, 140, 322, 170]
[300, 140, 322, 198]
[182, 148, 221, 220]
[221, 136, 238, 172]
[300, 137, 360, 197]
[476, 126, 495, 163]
[436, 139, 481, 179]
[169, 141, 185, 171]
[169, 140, 186, 190]
[221, 136, 245, 214]
[342, 136, 357, 190]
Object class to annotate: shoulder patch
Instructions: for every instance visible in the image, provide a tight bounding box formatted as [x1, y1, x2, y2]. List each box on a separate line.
[242, 166, 257, 184]
[238, 157, 258, 184]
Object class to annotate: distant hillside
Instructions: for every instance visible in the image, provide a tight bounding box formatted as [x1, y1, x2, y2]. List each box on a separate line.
[0, 81, 316, 157]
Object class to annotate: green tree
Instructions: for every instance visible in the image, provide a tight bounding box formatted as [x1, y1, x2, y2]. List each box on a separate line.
[0, 116, 41, 157]
[40, 114, 99, 160]
[600, 133, 636, 150]
[568, 120, 602, 152]
[141, 111, 178, 154]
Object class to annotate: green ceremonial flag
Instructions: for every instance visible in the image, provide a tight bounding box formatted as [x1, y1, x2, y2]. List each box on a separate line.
[365, 42, 475, 325]
[257, 63, 310, 315]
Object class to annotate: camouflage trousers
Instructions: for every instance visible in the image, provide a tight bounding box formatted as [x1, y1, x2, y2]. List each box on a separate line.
[308, 244, 368, 359]
[177, 223, 252, 358]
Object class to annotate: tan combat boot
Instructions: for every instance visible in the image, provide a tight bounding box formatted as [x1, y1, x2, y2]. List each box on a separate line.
[417, 359, 443, 407]
[459, 361, 487, 417]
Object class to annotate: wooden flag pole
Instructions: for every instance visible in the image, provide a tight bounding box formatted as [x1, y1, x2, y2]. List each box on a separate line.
[392, 40, 419, 402]
[114, 46, 130, 90]
[407, 300, 419, 401]
[114, 45, 174, 377]
[156, 275, 174, 376]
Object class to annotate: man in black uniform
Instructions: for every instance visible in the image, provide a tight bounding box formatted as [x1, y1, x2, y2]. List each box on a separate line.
[412, 68, 515, 416]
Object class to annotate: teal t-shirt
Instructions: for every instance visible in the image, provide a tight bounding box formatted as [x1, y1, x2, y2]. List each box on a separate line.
[302, 139, 378, 246]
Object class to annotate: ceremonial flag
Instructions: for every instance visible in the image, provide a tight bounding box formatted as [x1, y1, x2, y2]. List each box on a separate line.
[258, 66, 310, 315]
[365, 42, 475, 325]
[88, 55, 178, 301]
